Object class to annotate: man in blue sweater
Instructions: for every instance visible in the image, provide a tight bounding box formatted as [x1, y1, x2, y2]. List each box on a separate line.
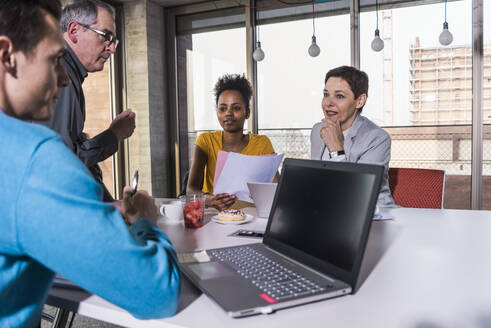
[0, 1, 180, 327]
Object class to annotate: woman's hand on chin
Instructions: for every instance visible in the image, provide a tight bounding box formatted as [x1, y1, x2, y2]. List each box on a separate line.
[320, 118, 344, 151]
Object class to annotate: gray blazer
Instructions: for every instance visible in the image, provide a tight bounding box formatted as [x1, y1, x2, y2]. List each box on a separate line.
[310, 115, 395, 207]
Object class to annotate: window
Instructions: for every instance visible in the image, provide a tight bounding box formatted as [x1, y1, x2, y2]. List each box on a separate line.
[83, 63, 115, 197]
[170, 0, 488, 208]
[177, 27, 246, 177]
[257, 14, 350, 160]
[483, 0, 491, 210]
[360, 0, 473, 209]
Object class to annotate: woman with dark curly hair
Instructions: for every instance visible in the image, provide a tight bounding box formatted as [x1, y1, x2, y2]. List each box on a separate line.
[187, 74, 276, 210]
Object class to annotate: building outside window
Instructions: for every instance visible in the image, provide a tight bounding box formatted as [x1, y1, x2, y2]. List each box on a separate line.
[360, 0, 488, 209]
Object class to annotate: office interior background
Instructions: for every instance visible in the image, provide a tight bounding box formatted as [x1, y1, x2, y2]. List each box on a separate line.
[79, 0, 490, 210]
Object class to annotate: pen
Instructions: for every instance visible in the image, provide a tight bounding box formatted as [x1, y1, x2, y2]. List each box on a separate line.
[131, 170, 138, 196]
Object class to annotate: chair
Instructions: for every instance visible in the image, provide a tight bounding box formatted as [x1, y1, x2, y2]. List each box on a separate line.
[178, 170, 204, 197]
[388, 168, 445, 209]
[178, 171, 189, 197]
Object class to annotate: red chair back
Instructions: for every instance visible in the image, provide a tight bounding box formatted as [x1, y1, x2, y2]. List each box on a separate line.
[388, 168, 445, 209]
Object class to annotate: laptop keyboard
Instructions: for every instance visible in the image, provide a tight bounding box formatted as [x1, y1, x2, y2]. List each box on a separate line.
[209, 246, 327, 301]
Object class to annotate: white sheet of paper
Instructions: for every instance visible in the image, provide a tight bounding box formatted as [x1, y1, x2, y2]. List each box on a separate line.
[214, 152, 284, 202]
[177, 250, 211, 263]
[372, 207, 395, 221]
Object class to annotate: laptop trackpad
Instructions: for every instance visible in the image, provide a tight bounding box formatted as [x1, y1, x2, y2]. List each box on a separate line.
[188, 262, 235, 280]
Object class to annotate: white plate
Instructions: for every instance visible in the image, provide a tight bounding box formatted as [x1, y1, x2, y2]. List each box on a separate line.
[211, 214, 254, 225]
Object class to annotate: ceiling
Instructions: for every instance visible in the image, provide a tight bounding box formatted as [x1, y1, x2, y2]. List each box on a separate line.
[157, 0, 208, 6]
[117, 0, 210, 8]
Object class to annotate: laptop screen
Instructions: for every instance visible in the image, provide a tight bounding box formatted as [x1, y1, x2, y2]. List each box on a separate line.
[264, 159, 382, 284]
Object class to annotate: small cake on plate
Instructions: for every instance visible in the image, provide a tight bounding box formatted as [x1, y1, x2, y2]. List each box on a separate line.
[217, 209, 245, 222]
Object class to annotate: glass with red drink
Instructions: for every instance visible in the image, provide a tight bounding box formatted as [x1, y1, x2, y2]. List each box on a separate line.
[183, 194, 205, 228]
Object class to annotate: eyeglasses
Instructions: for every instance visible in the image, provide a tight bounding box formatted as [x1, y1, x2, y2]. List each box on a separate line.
[78, 23, 119, 49]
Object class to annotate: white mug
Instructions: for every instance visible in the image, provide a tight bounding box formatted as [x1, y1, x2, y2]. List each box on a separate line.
[159, 200, 184, 221]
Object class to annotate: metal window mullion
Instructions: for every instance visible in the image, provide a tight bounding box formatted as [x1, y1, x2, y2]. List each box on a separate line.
[112, 3, 126, 200]
[471, 0, 483, 209]
[166, 9, 181, 196]
[350, 0, 360, 68]
[246, 0, 258, 134]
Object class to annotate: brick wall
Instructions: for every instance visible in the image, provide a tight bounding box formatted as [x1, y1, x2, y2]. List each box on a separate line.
[124, 0, 153, 193]
[124, 0, 173, 197]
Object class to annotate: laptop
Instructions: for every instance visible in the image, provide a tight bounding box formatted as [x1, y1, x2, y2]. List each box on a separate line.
[247, 182, 277, 218]
[180, 158, 383, 318]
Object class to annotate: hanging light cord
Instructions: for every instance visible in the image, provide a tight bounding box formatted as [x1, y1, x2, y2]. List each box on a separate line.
[236, 0, 332, 10]
[256, 9, 260, 42]
[375, 0, 379, 30]
[278, 0, 314, 5]
[444, 0, 447, 23]
[233, 0, 278, 10]
[312, 1, 316, 36]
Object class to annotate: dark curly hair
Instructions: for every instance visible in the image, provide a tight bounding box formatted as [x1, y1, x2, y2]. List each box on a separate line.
[213, 74, 253, 114]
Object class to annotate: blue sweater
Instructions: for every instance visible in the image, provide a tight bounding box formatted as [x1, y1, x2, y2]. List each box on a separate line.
[0, 111, 180, 327]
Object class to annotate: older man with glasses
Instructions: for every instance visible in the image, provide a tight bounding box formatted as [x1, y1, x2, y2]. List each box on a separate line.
[37, 0, 133, 202]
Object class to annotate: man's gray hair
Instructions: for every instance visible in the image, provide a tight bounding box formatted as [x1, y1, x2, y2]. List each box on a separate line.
[61, 0, 115, 32]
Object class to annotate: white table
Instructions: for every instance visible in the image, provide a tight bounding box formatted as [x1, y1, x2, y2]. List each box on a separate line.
[47, 206, 491, 328]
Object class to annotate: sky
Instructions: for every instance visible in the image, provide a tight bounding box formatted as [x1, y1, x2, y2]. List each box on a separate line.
[189, 0, 488, 131]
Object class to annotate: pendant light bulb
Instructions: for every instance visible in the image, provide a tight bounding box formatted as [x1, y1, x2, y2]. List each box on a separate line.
[308, 36, 321, 57]
[439, 22, 453, 46]
[252, 41, 265, 62]
[371, 29, 384, 52]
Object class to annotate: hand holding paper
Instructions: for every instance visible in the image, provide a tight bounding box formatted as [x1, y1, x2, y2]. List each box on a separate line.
[208, 193, 237, 211]
[213, 151, 284, 202]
